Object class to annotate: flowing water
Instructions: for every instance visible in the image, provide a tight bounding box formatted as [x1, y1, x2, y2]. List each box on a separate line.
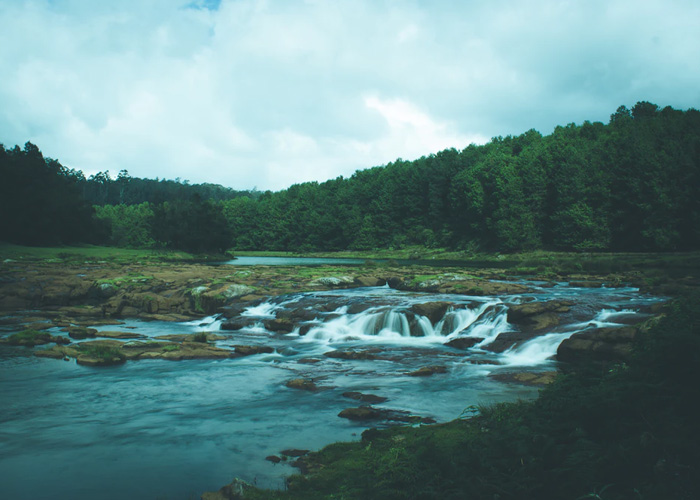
[0, 281, 662, 499]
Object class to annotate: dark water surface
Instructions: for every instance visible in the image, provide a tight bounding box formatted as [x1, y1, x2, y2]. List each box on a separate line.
[0, 283, 662, 499]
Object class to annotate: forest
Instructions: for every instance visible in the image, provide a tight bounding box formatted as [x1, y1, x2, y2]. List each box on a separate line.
[1, 102, 699, 254]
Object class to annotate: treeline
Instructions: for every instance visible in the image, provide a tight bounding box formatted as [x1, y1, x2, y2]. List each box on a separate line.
[0, 143, 104, 245]
[0, 143, 238, 252]
[2, 102, 699, 253]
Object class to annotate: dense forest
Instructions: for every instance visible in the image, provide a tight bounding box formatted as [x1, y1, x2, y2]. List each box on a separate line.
[1, 102, 699, 253]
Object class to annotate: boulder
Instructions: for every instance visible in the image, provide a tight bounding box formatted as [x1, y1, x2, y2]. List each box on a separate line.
[410, 302, 452, 325]
[445, 337, 483, 350]
[67, 326, 98, 339]
[263, 318, 295, 333]
[233, 345, 274, 356]
[407, 365, 447, 377]
[342, 391, 388, 404]
[354, 276, 387, 287]
[506, 300, 573, 331]
[324, 350, 378, 361]
[557, 326, 638, 364]
[285, 378, 318, 391]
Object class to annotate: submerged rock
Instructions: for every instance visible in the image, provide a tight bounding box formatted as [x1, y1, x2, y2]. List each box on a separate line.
[281, 449, 309, 457]
[233, 345, 274, 356]
[407, 365, 448, 377]
[342, 391, 388, 404]
[285, 378, 319, 391]
[445, 337, 483, 350]
[324, 350, 379, 361]
[338, 406, 435, 424]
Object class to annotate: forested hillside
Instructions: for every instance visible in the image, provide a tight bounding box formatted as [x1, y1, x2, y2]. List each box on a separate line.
[2, 102, 699, 253]
[221, 102, 700, 253]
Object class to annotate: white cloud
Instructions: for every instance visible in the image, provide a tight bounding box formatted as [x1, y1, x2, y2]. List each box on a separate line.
[0, 0, 699, 191]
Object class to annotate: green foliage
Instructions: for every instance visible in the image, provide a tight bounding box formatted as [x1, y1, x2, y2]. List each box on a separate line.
[0, 142, 106, 245]
[79, 344, 126, 362]
[191, 332, 208, 343]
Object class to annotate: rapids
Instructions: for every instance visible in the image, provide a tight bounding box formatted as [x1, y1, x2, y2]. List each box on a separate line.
[0, 281, 662, 499]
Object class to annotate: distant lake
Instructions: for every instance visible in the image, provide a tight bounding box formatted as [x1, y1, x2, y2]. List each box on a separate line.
[221, 256, 370, 266]
[219, 255, 519, 268]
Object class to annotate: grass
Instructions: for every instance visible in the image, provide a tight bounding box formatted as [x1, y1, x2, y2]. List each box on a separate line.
[79, 344, 126, 362]
[234, 293, 700, 500]
[0, 243, 196, 264]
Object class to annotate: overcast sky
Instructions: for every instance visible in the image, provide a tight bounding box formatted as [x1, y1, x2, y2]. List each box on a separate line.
[1, 0, 699, 191]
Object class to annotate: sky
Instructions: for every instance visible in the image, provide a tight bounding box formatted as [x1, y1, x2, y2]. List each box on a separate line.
[1, 0, 699, 191]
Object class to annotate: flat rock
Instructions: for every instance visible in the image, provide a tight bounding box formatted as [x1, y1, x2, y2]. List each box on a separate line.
[234, 345, 274, 356]
[445, 337, 483, 350]
[407, 365, 448, 377]
[285, 378, 318, 391]
[342, 391, 388, 404]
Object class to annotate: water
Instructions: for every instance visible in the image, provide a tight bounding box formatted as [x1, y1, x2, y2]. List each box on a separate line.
[0, 282, 662, 499]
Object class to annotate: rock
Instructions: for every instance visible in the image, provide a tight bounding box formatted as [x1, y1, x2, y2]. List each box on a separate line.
[338, 406, 435, 424]
[338, 406, 384, 421]
[557, 326, 638, 364]
[490, 371, 558, 386]
[67, 326, 98, 339]
[201, 478, 253, 500]
[96, 331, 145, 340]
[444, 337, 483, 350]
[285, 378, 318, 391]
[76, 354, 126, 367]
[355, 276, 387, 287]
[507, 300, 573, 323]
[482, 331, 539, 353]
[220, 317, 259, 331]
[407, 365, 448, 377]
[234, 345, 274, 356]
[310, 276, 355, 286]
[506, 299, 573, 332]
[342, 391, 388, 404]
[410, 302, 452, 325]
[2, 330, 69, 347]
[569, 281, 605, 288]
[265, 455, 281, 464]
[324, 350, 378, 361]
[263, 318, 295, 333]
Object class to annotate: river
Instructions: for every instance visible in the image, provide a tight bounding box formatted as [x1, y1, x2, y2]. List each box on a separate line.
[0, 281, 661, 499]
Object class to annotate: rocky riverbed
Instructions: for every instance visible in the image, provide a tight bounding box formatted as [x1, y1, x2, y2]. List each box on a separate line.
[0, 257, 682, 500]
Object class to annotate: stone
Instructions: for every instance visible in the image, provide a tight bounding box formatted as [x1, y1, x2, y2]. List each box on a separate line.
[410, 302, 452, 325]
[557, 326, 638, 364]
[407, 365, 448, 377]
[234, 345, 274, 356]
[67, 326, 98, 339]
[445, 337, 483, 350]
[342, 391, 388, 404]
[265, 455, 281, 464]
[285, 378, 318, 391]
[324, 350, 378, 361]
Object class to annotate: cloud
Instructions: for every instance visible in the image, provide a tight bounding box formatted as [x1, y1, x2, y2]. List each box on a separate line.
[0, 0, 699, 191]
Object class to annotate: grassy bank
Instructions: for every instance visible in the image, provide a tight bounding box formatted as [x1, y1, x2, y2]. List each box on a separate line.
[0, 243, 228, 264]
[221, 293, 700, 500]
